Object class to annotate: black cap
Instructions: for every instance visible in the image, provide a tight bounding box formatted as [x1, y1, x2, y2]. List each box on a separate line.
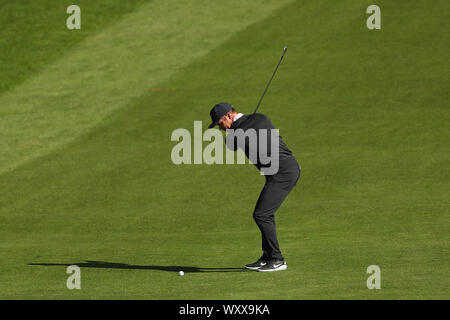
[208, 102, 233, 128]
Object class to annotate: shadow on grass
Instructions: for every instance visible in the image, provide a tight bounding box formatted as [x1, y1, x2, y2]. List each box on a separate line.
[28, 260, 248, 273]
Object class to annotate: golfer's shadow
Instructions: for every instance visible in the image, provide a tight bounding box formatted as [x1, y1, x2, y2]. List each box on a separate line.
[28, 260, 247, 273]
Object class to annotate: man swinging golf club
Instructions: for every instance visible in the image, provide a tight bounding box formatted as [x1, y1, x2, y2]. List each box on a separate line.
[208, 47, 300, 272]
[208, 102, 300, 272]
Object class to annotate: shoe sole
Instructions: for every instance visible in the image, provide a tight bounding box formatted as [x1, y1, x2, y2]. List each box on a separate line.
[257, 264, 287, 272]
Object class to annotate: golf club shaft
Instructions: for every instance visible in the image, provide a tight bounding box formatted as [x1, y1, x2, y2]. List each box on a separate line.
[253, 46, 287, 114]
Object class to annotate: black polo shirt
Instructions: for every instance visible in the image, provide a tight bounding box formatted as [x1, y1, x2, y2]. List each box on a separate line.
[226, 113, 294, 172]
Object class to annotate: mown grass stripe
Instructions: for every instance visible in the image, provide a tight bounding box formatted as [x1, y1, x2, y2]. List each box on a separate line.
[0, 0, 149, 93]
[0, 0, 293, 176]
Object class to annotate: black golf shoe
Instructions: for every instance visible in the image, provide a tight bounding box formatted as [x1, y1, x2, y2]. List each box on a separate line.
[245, 258, 268, 270]
[257, 259, 287, 272]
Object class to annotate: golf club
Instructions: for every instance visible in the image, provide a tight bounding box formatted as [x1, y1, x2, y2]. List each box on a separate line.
[253, 46, 288, 114]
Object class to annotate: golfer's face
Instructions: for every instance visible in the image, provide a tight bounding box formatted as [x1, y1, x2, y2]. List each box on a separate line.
[218, 113, 232, 131]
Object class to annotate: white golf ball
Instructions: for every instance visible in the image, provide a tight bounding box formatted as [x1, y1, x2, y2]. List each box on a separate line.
[179, 271, 184, 276]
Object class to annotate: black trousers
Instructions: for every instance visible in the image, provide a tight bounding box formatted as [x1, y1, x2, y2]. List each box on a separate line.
[253, 156, 300, 260]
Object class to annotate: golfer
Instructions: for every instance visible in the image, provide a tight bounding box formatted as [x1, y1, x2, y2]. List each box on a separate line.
[208, 102, 301, 272]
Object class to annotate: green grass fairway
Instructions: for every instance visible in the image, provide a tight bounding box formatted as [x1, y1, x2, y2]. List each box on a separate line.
[0, 0, 449, 299]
